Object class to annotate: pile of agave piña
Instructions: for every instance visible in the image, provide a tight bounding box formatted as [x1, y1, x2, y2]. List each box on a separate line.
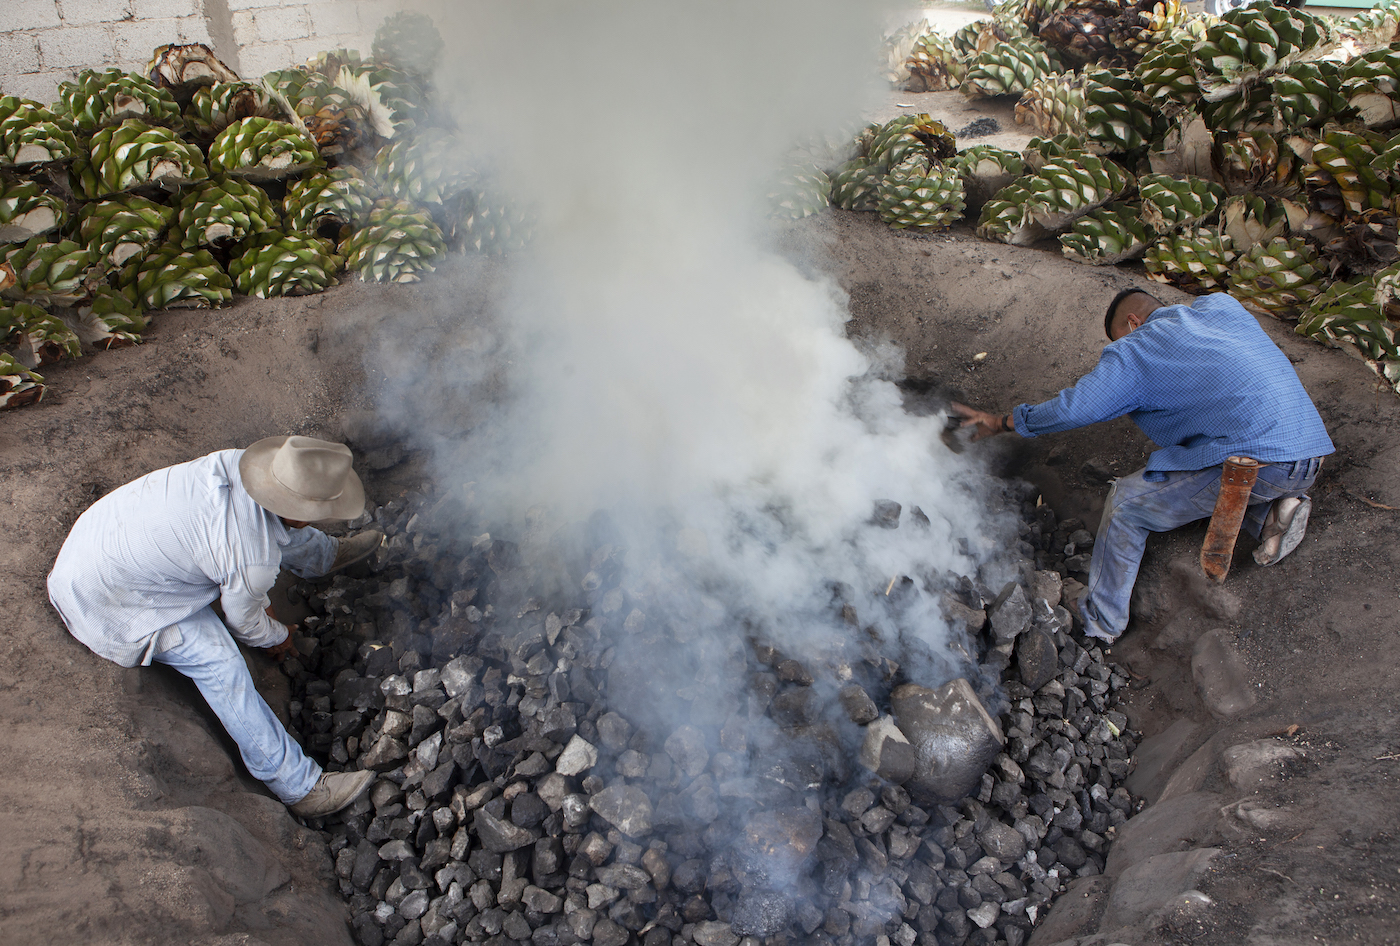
[0, 13, 529, 409]
[775, 0, 1400, 395]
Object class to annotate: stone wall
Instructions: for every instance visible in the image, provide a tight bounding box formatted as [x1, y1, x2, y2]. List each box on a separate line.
[0, 0, 415, 106]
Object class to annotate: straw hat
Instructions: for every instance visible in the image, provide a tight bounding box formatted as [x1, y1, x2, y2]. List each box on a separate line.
[239, 435, 365, 521]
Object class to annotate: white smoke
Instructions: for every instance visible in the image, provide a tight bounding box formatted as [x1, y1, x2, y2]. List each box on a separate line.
[382, 0, 1007, 682]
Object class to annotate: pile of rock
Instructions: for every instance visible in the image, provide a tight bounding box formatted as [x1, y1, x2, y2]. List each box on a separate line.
[279, 488, 1139, 946]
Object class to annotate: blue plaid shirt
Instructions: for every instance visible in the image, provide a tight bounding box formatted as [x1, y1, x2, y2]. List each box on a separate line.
[1012, 293, 1334, 472]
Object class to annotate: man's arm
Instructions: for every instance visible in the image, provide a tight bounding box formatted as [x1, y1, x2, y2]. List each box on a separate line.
[951, 403, 1021, 441]
[220, 563, 290, 649]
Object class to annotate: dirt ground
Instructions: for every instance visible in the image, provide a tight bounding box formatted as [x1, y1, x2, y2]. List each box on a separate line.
[4, 125, 1400, 946]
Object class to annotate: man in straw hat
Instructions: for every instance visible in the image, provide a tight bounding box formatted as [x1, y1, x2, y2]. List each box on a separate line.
[48, 436, 385, 818]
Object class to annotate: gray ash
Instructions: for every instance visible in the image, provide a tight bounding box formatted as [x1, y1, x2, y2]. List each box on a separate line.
[281, 486, 1140, 946]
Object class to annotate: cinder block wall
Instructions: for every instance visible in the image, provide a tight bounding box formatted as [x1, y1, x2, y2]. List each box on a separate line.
[0, 0, 413, 107]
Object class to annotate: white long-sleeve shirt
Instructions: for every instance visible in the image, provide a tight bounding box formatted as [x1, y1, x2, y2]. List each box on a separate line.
[48, 449, 292, 667]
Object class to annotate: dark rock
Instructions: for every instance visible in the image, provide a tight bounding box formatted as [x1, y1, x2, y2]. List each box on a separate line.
[592, 918, 629, 946]
[859, 716, 917, 784]
[731, 891, 790, 936]
[361, 734, 411, 770]
[730, 806, 823, 887]
[891, 679, 1005, 805]
[589, 785, 653, 837]
[838, 685, 879, 725]
[1015, 628, 1059, 692]
[1099, 848, 1220, 928]
[976, 821, 1027, 864]
[664, 725, 709, 778]
[475, 808, 537, 853]
[511, 793, 548, 828]
[775, 659, 813, 686]
[990, 583, 1032, 642]
[1105, 791, 1225, 876]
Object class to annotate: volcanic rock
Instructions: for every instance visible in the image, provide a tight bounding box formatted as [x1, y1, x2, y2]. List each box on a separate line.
[1031, 570, 1063, 608]
[859, 715, 917, 784]
[940, 595, 986, 637]
[1016, 627, 1059, 691]
[990, 583, 1033, 642]
[590, 784, 654, 837]
[693, 920, 740, 946]
[732, 891, 790, 936]
[977, 820, 1027, 863]
[664, 725, 709, 778]
[1221, 739, 1305, 791]
[474, 807, 537, 852]
[730, 806, 824, 886]
[360, 733, 410, 770]
[838, 685, 879, 724]
[556, 734, 598, 776]
[891, 679, 1005, 805]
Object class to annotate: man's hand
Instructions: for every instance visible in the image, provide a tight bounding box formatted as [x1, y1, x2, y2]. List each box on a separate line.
[264, 630, 299, 661]
[950, 402, 1015, 441]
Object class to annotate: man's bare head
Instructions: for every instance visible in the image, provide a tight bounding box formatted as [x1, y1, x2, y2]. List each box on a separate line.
[1104, 289, 1162, 341]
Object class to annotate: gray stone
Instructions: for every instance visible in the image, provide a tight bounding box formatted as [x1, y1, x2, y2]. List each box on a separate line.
[555, 735, 598, 777]
[473, 808, 536, 852]
[731, 891, 789, 936]
[596, 712, 632, 751]
[976, 821, 1027, 863]
[378, 839, 416, 861]
[1105, 792, 1225, 876]
[1015, 628, 1059, 692]
[399, 889, 429, 920]
[589, 784, 654, 837]
[941, 595, 986, 637]
[990, 584, 1033, 642]
[891, 679, 1005, 805]
[967, 902, 1000, 929]
[596, 863, 650, 890]
[692, 921, 739, 946]
[859, 715, 917, 784]
[730, 806, 824, 887]
[536, 772, 570, 811]
[1192, 629, 1257, 719]
[360, 734, 410, 770]
[838, 685, 879, 725]
[522, 885, 562, 913]
[664, 725, 709, 778]
[1221, 739, 1305, 791]
[1031, 570, 1063, 608]
[1100, 848, 1220, 928]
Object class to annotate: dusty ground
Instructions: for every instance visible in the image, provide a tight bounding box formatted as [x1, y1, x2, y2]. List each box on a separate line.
[4, 108, 1400, 946]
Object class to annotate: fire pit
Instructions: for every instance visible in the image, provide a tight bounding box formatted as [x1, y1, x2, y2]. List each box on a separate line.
[280, 479, 1139, 946]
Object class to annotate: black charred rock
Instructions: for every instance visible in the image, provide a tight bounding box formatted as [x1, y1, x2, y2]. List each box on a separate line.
[838, 685, 878, 725]
[731, 890, 790, 936]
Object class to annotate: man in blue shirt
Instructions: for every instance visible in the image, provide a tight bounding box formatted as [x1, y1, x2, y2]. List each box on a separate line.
[953, 289, 1334, 642]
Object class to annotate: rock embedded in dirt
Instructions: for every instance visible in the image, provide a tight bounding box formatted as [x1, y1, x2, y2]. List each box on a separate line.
[1221, 739, 1306, 791]
[1191, 628, 1258, 718]
[891, 678, 1005, 804]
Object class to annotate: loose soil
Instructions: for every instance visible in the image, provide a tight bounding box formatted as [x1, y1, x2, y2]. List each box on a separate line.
[4, 147, 1400, 946]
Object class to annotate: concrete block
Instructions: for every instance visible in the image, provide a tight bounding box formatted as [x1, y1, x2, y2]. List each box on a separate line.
[254, 6, 311, 43]
[288, 36, 342, 61]
[0, 33, 43, 75]
[306, 0, 361, 37]
[131, 0, 202, 19]
[36, 24, 117, 69]
[59, 0, 134, 26]
[226, 0, 284, 10]
[7, 0, 62, 31]
[113, 17, 211, 63]
[237, 42, 295, 78]
[355, 0, 401, 32]
[0, 70, 68, 103]
[230, 10, 257, 42]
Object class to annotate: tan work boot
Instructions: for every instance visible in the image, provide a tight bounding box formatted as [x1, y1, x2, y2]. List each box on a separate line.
[289, 770, 374, 818]
[329, 530, 383, 573]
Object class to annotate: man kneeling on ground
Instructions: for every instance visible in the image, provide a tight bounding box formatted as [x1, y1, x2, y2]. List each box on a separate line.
[48, 435, 384, 817]
[952, 289, 1334, 643]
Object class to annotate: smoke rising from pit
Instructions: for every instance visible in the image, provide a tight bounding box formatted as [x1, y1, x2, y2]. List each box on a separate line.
[375, 0, 1013, 699]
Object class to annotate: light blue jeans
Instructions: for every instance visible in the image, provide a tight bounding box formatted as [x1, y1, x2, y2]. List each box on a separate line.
[154, 527, 337, 804]
[1080, 458, 1324, 641]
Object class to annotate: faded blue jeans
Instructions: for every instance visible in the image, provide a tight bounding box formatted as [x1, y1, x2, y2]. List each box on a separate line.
[1080, 457, 1324, 641]
[153, 526, 336, 804]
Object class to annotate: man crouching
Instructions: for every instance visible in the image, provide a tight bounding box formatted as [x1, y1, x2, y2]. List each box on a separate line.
[48, 436, 384, 818]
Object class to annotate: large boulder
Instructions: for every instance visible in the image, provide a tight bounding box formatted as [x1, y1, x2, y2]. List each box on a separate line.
[890, 679, 1004, 805]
